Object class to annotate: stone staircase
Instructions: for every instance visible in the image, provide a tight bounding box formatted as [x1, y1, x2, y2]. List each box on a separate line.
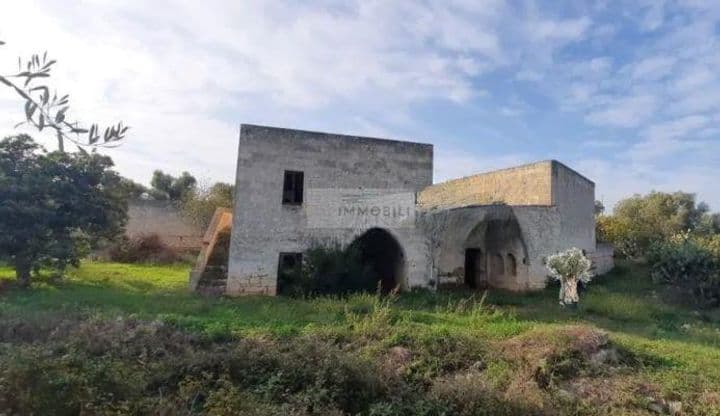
[189, 207, 233, 296]
[195, 265, 228, 296]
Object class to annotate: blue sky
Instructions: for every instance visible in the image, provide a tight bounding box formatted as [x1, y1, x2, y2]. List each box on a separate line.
[1, 0, 719, 210]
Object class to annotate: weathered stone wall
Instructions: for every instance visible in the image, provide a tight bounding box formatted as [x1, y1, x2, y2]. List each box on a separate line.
[421, 205, 561, 290]
[228, 124, 434, 295]
[551, 161, 596, 252]
[126, 200, 203, 250]
[589, 242, 614, 276]
[417, 160, 599, 290]
[418, 161, 554, 210]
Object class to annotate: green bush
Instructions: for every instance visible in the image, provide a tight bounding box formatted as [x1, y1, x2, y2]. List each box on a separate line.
[279, 243, 380, 297]
[647, 233, 720, 308]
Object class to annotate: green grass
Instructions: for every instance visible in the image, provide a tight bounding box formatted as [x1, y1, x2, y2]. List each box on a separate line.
[1, 260, 719, 414]
[1, 259, 719, 350]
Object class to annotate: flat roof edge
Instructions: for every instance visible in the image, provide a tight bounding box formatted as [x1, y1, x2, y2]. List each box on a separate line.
[240, 123, 433, 148]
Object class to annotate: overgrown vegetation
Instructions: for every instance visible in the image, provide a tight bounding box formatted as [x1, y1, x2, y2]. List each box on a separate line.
[648, 232, 720, 308]
[279, 243, 387, 297]
[1, 261, 719, 415]
[107, 233, 184, 265]
[598, 191, 720, 310]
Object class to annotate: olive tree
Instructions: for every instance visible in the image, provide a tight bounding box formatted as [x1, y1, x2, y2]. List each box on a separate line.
[0, 135, 127, 286]
[546, 248, 593, 308]
[0, 39, 128, 151]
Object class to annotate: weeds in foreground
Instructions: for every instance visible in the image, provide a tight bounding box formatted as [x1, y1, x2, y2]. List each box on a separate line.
[1, 261, 720, 414]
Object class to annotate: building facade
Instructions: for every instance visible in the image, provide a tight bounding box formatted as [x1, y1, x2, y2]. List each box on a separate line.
[226, 124, 611, 295]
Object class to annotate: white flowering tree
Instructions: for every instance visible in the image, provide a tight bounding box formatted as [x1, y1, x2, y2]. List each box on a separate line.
[546, 248, 593, 308]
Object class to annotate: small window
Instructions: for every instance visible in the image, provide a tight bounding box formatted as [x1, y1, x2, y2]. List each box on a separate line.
[282, 170, 304, 205]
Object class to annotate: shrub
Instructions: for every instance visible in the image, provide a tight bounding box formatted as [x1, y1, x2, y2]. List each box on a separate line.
[279, 243, 379, 297]
[647, 233, 720, 308]
[108, 233, 182, 264]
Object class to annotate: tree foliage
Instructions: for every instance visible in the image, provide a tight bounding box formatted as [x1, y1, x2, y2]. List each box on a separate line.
[0, 40, 128, 151]
[116, 177, 150, 200]
[0, 135, 127, 286]
[597, 191, 713, 258]
[180, 181, 234, 229]
[149, 170, 197, 201]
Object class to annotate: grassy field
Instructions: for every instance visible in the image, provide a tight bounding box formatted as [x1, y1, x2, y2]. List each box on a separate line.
[1, 261, 719, 414]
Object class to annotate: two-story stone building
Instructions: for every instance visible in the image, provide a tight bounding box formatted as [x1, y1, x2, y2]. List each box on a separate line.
[226, 124, 612, 295]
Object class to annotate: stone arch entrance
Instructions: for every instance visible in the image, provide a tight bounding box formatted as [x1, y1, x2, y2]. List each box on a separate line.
[463, 217, 528, 289]
[349, 228, 405, 293]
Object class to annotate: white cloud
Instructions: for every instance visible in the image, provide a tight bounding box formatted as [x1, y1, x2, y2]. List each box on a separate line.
[668, 85, 720, 115]
[516, 69, 544, 82]
[434, 148, 531, 184]
[639, 1, 666, 32]
[583, 139, 623, 149]
[629, 56, 676, 80]
[642, 115, 709, 141]
[499, 106, 523, 117]
[573, 154, 720, 212]
[671, 66, 715, 93]
[585, 95, 658, 128]
[530, 17, 591, 42]
[0, 0, 596, 186]
[1, 0, 719, 212]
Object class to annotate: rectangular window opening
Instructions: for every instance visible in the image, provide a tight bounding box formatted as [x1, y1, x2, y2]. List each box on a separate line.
[282, 170, 304, 205]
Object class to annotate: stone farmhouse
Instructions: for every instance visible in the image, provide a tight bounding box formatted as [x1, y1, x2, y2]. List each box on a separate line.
[222, 124, 613, 296]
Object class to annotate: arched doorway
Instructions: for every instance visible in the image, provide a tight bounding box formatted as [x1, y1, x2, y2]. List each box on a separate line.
[464, 217, 527, 289]
[349, 228, 405, 293]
